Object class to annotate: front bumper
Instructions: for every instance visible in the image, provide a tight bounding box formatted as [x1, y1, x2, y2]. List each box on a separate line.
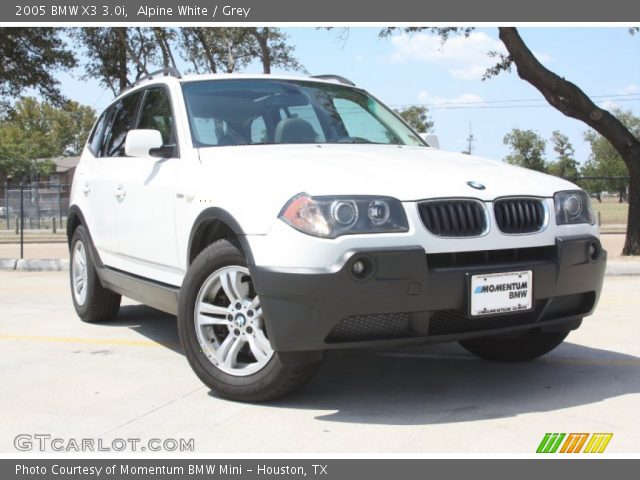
[250, 235, 606, 353]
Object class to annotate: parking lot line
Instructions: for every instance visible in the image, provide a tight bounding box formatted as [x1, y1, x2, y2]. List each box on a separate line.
[0, 334, 166, 348]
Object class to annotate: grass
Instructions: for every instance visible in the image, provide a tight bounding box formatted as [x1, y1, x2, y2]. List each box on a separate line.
[591, 199, 628, 232]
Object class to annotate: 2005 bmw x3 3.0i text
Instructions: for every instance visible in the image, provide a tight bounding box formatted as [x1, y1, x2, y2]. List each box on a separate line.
[67, 69, 606, 401]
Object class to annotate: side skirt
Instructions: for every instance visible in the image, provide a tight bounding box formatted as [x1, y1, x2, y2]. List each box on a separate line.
[96, 266, 180, 316]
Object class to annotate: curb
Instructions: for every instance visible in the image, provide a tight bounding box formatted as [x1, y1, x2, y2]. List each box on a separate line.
[12, 259, 69, 271]
[1, 258, 639, 275]
[605, 262, 640, 276]
[0, 259, 17, 271]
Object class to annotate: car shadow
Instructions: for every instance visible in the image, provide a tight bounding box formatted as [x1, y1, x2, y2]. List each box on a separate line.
[108, 305, 640, 426]
[99, 304, 183, 354]
[268, 341, 640, 425]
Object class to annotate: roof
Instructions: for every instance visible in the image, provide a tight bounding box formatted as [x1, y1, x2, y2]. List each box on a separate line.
[129, 72, 359, 93]
[36, 156, 80, 173]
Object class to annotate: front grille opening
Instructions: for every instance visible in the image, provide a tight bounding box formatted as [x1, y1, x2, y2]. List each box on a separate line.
[543, 292, 595, 319]
[326, 313, 412, 343]
[418, 200, 487, 237]
[427, 246, 556, 269]
[428, 302, 546, 336]
[494, 198, 546, 234]
[325, 293, 594, 344]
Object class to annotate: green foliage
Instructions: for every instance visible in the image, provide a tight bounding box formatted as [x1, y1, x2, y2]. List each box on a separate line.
[503, 128, 547, 172]
[72, 27, 305, 93]
[394, 106, 434, 133]
[580, 109, 639, 199]
[0, 97, 96, 182]
[179, 28, 254, 74]
[246, 28, 306, 74]
[0, 28, 76, 111]
[71, 27, 159, 94]
[547, 131, 579, 178]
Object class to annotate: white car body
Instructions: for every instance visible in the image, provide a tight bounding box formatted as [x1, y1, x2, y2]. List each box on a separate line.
[70, 74, 597, 286]
[67, 72, 606, 400]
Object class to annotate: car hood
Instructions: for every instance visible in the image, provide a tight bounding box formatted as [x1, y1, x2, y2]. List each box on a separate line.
[197, 144, 577, 202]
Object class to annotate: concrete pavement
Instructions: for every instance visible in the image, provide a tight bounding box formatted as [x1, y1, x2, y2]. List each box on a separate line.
[0, 271, 639, 453]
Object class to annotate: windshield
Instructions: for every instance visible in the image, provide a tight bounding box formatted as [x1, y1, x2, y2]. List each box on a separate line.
[181, 79, 425, 148]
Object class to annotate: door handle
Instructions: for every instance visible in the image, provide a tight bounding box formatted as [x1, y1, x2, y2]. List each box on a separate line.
[176, 193, 195, 202]
[82, 184, 90, 194]
[114, 186, 126, 200]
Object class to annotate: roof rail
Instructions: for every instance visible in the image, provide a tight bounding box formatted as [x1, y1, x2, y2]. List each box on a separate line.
[311, 74, 356, 86]
[132, 67, 182, 87]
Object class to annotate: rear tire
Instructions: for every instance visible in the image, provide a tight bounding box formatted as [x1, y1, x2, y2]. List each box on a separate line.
[69, 226, 121, 323]
[178, 239, 321, 402]
[459, 327, 571, 362]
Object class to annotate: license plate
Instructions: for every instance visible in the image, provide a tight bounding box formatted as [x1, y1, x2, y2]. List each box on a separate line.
[470, 270, 533, 316]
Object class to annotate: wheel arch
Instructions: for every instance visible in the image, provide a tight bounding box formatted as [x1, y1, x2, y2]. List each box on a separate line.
[187, 208, 255, 266]
[67, 205, 104, 268]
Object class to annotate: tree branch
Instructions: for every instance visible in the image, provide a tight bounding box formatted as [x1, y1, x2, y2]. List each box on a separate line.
[498, 27, 639, 163]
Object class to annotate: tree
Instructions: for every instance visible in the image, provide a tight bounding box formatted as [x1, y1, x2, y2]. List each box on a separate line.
[395, 105, 434, 133]
[548, 131, 579, 179]
[382, 27, 640, 255]
[246, 28, 305, 74]
[179, 28, 254, 74]
[72, 27, 163, 95]
[581, 110, 639, 203]
[503, 128, 547, 172]
[152, 27, 177, 70]
[0, 28, 76, 111]
[52, 101, 97, 156]
[0, 98, 95, 182]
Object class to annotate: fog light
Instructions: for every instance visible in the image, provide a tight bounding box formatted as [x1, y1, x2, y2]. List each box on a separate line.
[589, 241, 600, 261]
[350, 256, 374, 280]
[353, 260, 365, 275]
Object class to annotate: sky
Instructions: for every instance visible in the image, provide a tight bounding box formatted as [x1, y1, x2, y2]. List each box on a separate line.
[54, 27, 639, 164]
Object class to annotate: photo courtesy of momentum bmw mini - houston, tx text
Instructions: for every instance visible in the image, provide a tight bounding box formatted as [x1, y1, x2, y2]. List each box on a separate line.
[67, 71, 606, 402]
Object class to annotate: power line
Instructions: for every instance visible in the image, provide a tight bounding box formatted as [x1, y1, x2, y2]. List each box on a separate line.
[390, 97, 640, 110]
[389, 92, 640, 108]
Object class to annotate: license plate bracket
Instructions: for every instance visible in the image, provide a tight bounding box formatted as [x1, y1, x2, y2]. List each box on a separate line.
[470, 270, 533, 317]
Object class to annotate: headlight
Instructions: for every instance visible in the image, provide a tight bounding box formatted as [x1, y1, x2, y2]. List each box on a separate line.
[279, 193, 409, 238]
[554, 190, 595, 225]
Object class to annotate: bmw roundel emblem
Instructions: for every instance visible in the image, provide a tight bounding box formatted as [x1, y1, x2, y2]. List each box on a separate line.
[467, 181, 486, 190]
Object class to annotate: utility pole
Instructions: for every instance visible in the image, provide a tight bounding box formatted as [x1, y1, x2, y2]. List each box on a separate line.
[463, 123, 475, 155]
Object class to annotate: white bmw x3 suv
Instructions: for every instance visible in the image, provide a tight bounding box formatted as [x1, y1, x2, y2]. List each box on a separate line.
[68, 69, 606, 401]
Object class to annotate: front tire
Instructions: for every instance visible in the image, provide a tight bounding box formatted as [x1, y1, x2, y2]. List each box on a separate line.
[69, 226, 121, 323]
[178, 240, 321, 402]
[459, 327, 571, 362]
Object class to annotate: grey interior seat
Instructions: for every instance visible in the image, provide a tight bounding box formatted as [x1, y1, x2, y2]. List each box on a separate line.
[274, 118, 318, 143]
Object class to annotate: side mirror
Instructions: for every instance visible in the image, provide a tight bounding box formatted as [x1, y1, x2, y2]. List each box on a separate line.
[125, 129, 163, 157]
[420, 133, 440, 150]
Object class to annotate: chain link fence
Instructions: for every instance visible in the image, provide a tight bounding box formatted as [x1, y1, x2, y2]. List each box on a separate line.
[572, 176, 629, 257]
[0, 183, 71, 260]
[0, 177, 632, 260]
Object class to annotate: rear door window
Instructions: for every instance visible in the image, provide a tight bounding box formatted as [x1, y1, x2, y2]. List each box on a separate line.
[87, 109, 112, 156]
[102, 92, 142, 157]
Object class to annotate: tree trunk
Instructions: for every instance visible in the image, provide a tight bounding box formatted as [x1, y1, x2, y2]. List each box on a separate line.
[195, 29, 217, 73]
[114, 27, 128, 93]
[153, 28, 171, 69]
[248, 28, 271, 74]
[625, 162, 640, 254]
[498, 27, 640, 255]
[259, 33, 271, 74]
